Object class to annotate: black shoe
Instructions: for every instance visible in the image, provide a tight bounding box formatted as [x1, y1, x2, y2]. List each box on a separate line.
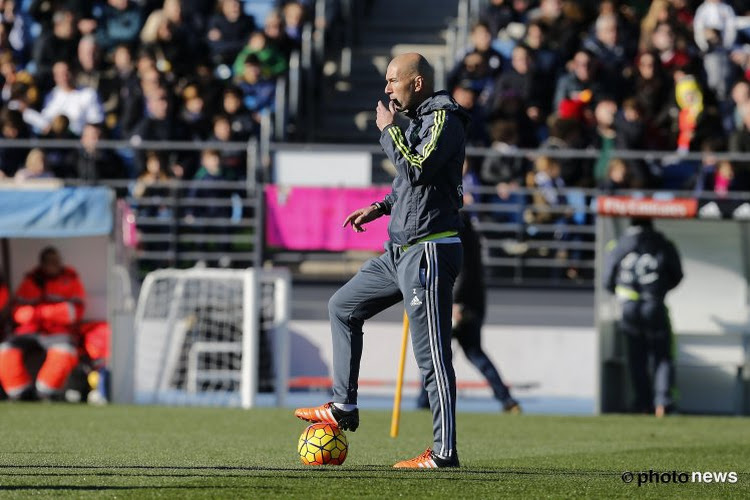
[295, 402, 360, 432]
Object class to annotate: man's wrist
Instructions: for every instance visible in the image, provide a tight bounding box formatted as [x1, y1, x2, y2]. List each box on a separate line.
[371, 201, 386, 215]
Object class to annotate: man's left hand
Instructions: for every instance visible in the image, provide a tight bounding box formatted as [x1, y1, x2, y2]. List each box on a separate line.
[376, 101, 396, 131]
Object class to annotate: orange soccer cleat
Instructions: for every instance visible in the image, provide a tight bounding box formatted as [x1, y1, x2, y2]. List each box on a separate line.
[393, 448, 460, 469]
[294, 402, 359, 432]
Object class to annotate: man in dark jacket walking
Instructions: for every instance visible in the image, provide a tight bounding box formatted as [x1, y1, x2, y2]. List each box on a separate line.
[603, 218, 683, 417]
[295, 53, 467, 468]
[417, 211, 521, 413]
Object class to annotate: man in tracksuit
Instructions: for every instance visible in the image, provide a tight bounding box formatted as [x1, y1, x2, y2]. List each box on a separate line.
[417, 211, 521, 414]
[295, 53, 468, 468]
[603, 218, 683, 417]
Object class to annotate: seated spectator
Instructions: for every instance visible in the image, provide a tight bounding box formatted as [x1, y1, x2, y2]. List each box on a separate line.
[598, 157, 631, 192]
[582, 14, 630, 98]
[263, 9, 296, 59]
[282, 1, 304, 46]
[591, 98, 618, 185]
[95, 0, 143, 52]
[528, 0, 582, 63]
[39, 114, 77, 177]
[615, 98, 651, 187]
[179, 84, 211, 140]
[481, 120, 527, 224]
[209, 114, 246, 178]
[143, 15, 193, 78]
[23, 60, 103, 135]
[0, 247, 83, 400]
[130, 93, 191, 175]
[479, 0, 514, 37]
[729, 80, 750, 132]
[553, 50, 604, 113]
[221, 85, 257, 140]
[452, 82, 489, 146]
[639, 0, 672, 52]
[75, 35, 104, 90]
[632, 51, 672, 149]
[525, 154, 566, 226]
[694, 0, 736, 102]
[447, 51, 495, 105]
[695, 159, 743, 195]
[207, 0, 256, 66]
[522, 21, 559, 113]
[14, 148, 54, 181]
[0, 107, 29, 177]
[451, 22, 503, 81]
[100, 44, 140, 133]
[493, 44, 541, 121]
[675, 74, 704, 152]
[232, 31, 287, 79]
[236, 54, 276, 115]
[31, 9, 79, 91]
[77, 122, 124, 180]
[649, 22, 691, 76]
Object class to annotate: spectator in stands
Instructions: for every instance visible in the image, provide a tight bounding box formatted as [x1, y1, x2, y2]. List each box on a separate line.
[729, 80, 750, 131]
[32, 9, 79, 91]
[451, 82, 489, 146]
[179, 84, 211, 140]
[582, 14, 630, 99]
[133, 150, 171, 199]
[207, 0, 256, 66]
[447, 51, 495, 106]
[75, 35, 104, 90]
[76, 122, 124, 180]
[0, 247, 84, 401]
[591, 98, 618, 185]
[695, 158, 743, 195]
[221, 85, 257, 140]
[14, 147, 54, 181]
[236, 54, 276, 116]
[95, 0, 142, 52]
[522, 21, 559, 113]
[604, 218, 683, 417]
[130, 93, 190, 174]
[263, 9, 296, 59]
[281, 1, 305, 46]
[675, 73, 705, 152]
[453, 22, 503, 80]
[209, 114, 246, 178]
[632, 51, 672, 149]
[553, 50, 603, 114]
[730, 102, 750, 165]
[649, 22, 691, 75]
[528, 0, 581, 63]
[639, 0, 672, 52]
[598, 157, 631, 192]
[0, 107, 29, 177]
[481, 120, 526, 224]
[493, 44, 540, 122]
[23, 60, 103, 135]
[39, 114, 77, 177]
[694, 0, 736, 102]
[232, 31, 287, 79]
[479, 0, 514, 37]
[143, 13, 194, 78]
[100, 44, 139, 133]
[615, 98, 650, 187]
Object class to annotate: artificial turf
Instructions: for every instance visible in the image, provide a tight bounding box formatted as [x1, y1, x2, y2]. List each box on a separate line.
[0, 404, 748, 498]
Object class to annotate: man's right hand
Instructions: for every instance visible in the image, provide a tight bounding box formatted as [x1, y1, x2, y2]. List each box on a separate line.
[342, 205, 383, 232]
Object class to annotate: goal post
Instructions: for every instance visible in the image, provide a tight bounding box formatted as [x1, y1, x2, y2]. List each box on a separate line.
[133, 267, 291, 408]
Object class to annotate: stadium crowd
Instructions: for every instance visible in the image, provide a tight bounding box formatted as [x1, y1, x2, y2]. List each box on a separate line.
[0, 0, 324, 182]
[453, 0, 750, 197]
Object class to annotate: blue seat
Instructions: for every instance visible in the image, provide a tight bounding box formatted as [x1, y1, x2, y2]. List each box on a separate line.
[243, 0, 276, 25]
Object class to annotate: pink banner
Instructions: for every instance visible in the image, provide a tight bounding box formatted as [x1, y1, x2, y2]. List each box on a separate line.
[265, 185, 391, 251]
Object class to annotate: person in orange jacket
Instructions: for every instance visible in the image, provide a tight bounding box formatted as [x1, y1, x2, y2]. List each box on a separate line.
[0, 247, 84, 400]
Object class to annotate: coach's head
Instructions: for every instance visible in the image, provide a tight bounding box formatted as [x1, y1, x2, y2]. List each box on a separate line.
[384, 53, 435, 117]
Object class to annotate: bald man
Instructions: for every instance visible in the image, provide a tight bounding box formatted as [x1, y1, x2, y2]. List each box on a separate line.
[295, 53, 470, 468]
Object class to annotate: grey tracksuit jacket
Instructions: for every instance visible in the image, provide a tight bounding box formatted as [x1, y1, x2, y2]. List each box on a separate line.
[378, 91, 470, 245]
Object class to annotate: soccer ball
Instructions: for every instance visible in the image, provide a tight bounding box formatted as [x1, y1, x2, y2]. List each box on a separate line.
[298, 423, 348, 466]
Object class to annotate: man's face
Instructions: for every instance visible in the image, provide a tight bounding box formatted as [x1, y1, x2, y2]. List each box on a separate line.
[384, 61, 419, 113]
[41, 252, 63, 277]
[52, 62, 72, 89]
[572, 53, 591, 81]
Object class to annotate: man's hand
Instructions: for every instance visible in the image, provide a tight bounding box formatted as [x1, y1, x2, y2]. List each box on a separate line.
[376, 101, 396, 131]
[343, 204, 382, 232]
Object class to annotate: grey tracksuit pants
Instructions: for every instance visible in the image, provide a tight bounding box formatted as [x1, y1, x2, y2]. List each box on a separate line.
[328, 238, 462, 459]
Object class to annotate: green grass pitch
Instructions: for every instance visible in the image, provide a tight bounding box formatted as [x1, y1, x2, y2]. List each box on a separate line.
[0, 404, 748, 499]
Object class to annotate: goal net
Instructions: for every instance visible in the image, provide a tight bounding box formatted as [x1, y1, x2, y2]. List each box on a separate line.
[133, 267, 290, 408]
